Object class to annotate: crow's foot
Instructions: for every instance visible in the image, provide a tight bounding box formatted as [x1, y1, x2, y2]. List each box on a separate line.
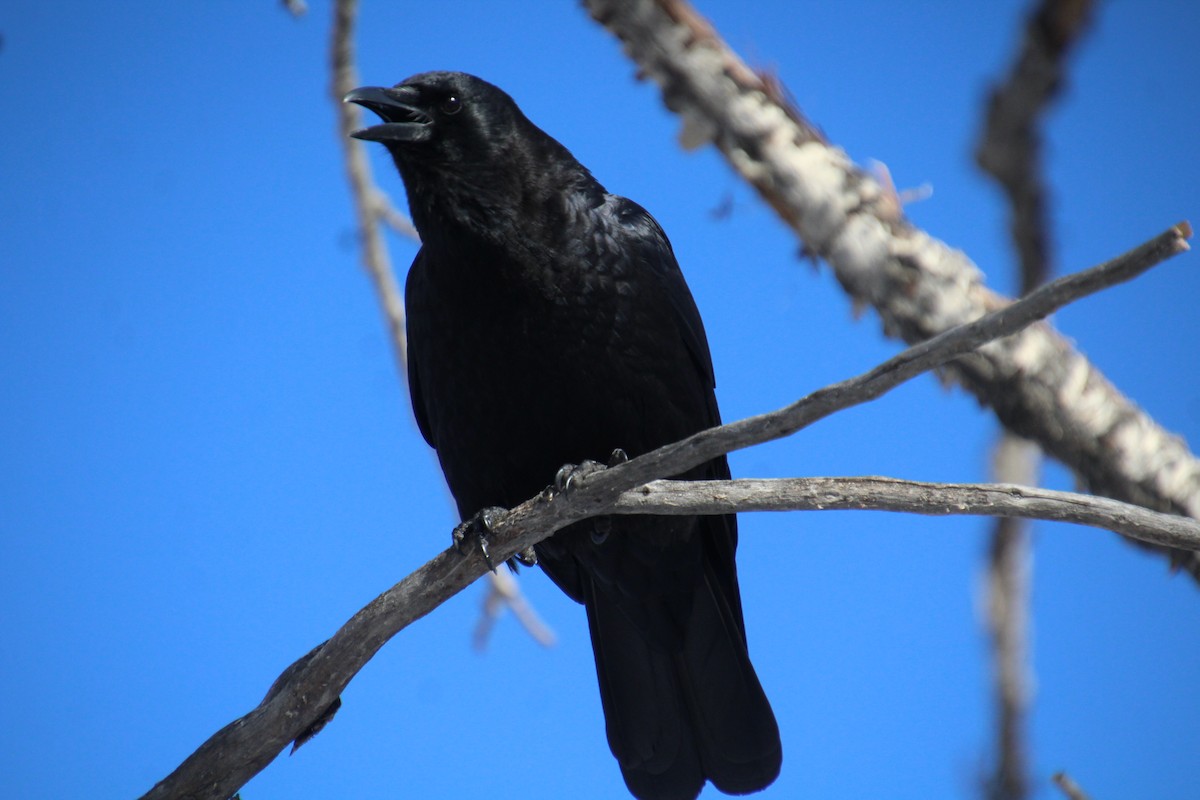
[554, 448, 629, 494]
[554, 459, 604, 494]
[453, 506, 506, 573]
[553, 449, 627, 546]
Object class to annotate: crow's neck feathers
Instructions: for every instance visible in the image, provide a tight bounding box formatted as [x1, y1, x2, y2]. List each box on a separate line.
[400, 115, 605, 269]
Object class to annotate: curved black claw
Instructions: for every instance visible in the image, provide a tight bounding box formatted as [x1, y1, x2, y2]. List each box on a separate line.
[554, 448, 629, 495]
[553, 449, 627, 547]
[515, 546, 538, 567]
[453, 506, 506, 573]
[554, 460, 598, 494]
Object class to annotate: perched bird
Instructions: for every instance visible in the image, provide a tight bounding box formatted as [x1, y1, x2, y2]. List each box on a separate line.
[346, 71, 780, 800]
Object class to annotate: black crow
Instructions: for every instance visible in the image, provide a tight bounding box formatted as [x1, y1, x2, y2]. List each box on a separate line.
[346, 71, 780, 800]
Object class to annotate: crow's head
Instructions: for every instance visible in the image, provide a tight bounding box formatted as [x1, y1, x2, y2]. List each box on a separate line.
[344, 71, 525, 169]
[344, 71, 595, 240]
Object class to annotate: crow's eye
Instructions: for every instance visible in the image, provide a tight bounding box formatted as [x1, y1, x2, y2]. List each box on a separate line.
[439, 96, 463, 116]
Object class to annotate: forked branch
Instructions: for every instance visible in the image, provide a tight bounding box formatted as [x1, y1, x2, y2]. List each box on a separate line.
[140, 222, 1190, 800]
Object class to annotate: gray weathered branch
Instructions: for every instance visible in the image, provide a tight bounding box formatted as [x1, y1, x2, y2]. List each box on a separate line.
[574, 223, 1190, 507]
[582, 0, 1200, 579]
[330, 0, 414, 377]
[139, 221, 1189, 800]
[610, 477, 1200, 552]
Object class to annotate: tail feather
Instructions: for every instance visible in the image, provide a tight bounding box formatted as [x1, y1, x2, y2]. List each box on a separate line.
[677, 563, 781, 794]
[587, 591, 705, 800]
[584, 561, 780, 800]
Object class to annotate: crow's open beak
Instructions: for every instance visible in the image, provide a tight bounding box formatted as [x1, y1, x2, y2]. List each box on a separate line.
[344, 86, 433, 143]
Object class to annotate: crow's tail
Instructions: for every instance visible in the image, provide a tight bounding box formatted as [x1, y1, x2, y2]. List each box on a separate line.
[584, 557, 781, 800]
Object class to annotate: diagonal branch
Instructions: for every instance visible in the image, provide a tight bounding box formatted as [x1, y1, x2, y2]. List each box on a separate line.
[139, 222, 1189, 800]
[1052, 771, 1092, 800]
[474, 567, 558, 650]
[576, 223, 1190, 506]
[582, 0, 1200, 579]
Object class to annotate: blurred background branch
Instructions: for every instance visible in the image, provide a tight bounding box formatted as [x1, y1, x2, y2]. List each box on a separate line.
[1052, 771, 1093, 800]
[976, 1, 1095, 797]
[329, 0, 553, 652]
[583, 0, 1200, 583]
[331, 0, 413, 377]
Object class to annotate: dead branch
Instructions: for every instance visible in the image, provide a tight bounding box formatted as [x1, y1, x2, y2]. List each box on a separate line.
[574, 223, 1190, 505]
[329, 0, 552, 653]
[983, 433, 1037, 800]
[138, 222, 1188, 800]
[1052, 771, 1093, 800]
[582, 0, 1200, 579]
[976, 1, 1095, 794]
[281, 0, 308, 17]
[330, 0, 414, 377]
[474, 567, 557, 650]
[610, 477, 1200, 552]
[977, 0, 1094, 293]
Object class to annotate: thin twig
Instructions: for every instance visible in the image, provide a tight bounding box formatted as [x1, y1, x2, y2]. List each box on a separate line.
[983, 434, 1036, 800]
[329, 0, 551, 652]
[575, 223, 1191, 506]
[330, 0, 413, 376]
[582, 0, 1200, 580]
[609, 477, 1200, 551]
[474, 568, 557, 650]
[138, 223, 1188, 800]
[1052, 771, 1092, 800]
[376, 193, 420, 239]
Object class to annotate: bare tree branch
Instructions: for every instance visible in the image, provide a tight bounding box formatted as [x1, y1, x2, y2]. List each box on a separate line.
[330, 0, 413, 377]
[575, 223, 1190, 506]
[281, 0, 308, 18]
[139, 222, 1188, 800]
[977, 0, 1094, 294]
[609, 477, 1200, 550]
[975, 1, 1094, 794]
[141, 464, 1199, 800]
[474, 567, 557, 650]
[376, 197, 420, 240]
[982, 434, 1037, 800]
[582, 0, 1200, 579]
[1052, 771, 1093, 800]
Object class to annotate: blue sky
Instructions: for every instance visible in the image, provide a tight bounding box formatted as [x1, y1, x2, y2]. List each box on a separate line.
[2, 2, 1198, 799]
